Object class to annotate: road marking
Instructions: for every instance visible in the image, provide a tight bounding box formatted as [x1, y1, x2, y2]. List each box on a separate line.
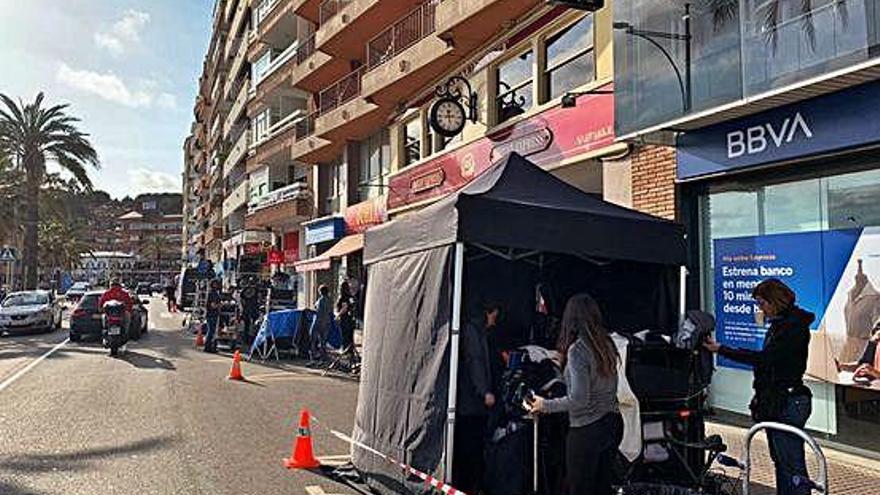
[0, 337, 69, 393]
[305, 486, 347, 495]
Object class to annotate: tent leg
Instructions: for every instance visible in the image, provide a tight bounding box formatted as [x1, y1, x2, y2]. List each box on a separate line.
[679, 265, 688, 323]
[445, 242, 465, 483]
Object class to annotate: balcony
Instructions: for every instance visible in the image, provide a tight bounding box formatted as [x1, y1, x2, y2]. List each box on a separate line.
[224, 35, 249, 100]
[254, 41, 299, 99]
[361, 1, 455, 106]
[315, 67, 382, 142]
[316, 0, 423, 60]
[435, 0, 543, 55]
[245, 182, 313, 229]
[223, 179, 250, 218]
[224, 128, 250, 178]
[291, 113, 337, 163]
[253, 110, 305, 165]
[203, 226, 225, 245]
[295, 0, 323, 24]
[224, 82, 250, 138]
[290, 33, 350, 93]
[229, 0, 250, 41]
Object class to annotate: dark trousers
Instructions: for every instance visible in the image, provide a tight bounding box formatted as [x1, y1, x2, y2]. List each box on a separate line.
[767, 394, 812, 495]
[453, 415, 487, 493]
[241, 311, 257, 345]
[204, 314, 219, 351]
[566, 412, 623, 495]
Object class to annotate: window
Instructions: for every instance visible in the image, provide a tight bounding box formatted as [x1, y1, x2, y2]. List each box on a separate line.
[403, 118, 422, 167]
[253, 109, 271, 141]
[252, 51, 271, 84]
[496, 50, 534, 124]
[358, 130, 391, 201]
[544, 15, 594, 101]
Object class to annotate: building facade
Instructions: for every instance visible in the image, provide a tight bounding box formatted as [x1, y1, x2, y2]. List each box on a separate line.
[614, 0, 880, 454]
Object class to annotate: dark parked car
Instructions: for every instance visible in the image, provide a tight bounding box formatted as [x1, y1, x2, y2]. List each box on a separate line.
[70, 290, 149, 342]
[135, 282, 152, 296]
[150, 282, 163, 294]
[65, 281, 91, 304]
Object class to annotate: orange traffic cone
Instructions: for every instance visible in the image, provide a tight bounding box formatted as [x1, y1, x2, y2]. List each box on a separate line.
[228, 350, 244, 381]
[283, 409, 320, 469]
[195, 324, 205, 347]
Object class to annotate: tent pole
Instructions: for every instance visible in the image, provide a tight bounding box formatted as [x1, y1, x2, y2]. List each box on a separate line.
[679, 265, 688, 323]
[445, 242, 465, 483]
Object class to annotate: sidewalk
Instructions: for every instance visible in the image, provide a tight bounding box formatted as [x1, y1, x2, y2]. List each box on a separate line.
[706, 421, 880, 494]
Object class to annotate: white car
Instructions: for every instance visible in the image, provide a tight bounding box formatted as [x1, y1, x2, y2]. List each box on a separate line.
[0, 290, 63, 334]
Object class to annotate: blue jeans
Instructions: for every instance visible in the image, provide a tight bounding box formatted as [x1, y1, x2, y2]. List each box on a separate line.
[205, 314, 218, 350]
[766, 394, 812, 495]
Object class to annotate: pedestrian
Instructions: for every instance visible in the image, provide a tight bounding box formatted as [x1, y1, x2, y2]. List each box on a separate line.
[336, 281, 357, 356]
[453, 299, 503, 494]
[204, 279, 222, 353]
[528, 293, 622, 495]
[704, 278, 813, 495]
[311, 285, 332, 361]
[239, 278, 260, 346]
[164, 279, 177, 313]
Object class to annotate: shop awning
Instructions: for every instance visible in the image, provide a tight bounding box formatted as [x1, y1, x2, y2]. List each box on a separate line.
[295, 233, 364, 273]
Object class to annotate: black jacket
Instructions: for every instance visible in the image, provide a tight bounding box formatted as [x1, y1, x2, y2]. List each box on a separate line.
[458, 321, 493, 417]
[719, 305, 813, 395]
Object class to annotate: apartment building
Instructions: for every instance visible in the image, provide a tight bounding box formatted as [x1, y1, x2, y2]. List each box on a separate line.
[118, 196, 184, 284]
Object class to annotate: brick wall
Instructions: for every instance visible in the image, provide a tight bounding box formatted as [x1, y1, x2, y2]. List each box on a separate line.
[631, 145, 677, 220]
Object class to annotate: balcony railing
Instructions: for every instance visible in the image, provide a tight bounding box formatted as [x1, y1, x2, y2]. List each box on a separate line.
[253, 0, 279, 27]
[256, 40, 300, 86]
[319, 66, 363, 115]
[248, 181, 310, 213]
[295, 34, 317, 65]
[367, 2, 437, 71]
[295, 112, 317, 139]
[319, 0, 352, 26]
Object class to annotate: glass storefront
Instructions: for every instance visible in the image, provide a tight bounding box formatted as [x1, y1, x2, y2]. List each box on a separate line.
[614, 0, 880, 136]
[699, 160, 880, 453]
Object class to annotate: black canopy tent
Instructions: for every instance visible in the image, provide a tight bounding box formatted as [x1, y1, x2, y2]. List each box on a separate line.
[352, 153, 688, 494]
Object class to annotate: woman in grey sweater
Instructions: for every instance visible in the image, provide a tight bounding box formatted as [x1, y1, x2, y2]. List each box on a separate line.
[528, 293, 623, 495]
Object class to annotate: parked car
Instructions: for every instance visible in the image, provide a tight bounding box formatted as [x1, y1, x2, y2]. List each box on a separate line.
[150, 282, 163, 294]
[135, 282, 152, 296]
[65, 281, 91, 304]
[70, 290, 149, 342]
[0, 290, 63, 334]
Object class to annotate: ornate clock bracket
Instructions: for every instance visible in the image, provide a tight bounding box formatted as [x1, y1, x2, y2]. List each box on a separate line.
[434, 76, 478, 124]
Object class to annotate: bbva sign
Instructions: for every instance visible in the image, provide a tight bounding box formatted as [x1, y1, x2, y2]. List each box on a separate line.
[726, 112, 814, 159]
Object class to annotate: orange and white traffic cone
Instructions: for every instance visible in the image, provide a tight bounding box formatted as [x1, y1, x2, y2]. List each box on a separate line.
[283, 409, 320, 469]
[228, 350, 244, 381]
[195, 324, 205, 347]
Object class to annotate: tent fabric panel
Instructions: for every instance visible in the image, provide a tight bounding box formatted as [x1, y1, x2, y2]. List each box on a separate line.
[457, 196, 687, 265]
[352, 245, 453, 495]
[364, 194, 458, 265]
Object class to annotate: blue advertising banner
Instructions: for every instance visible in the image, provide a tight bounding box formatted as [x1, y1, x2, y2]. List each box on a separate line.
[304, 217, 345, 246]
[678, 80, 880, 180]
[713, 230, 860, 369]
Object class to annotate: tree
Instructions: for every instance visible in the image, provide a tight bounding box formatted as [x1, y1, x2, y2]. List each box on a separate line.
[0, 93, 99, 289]
[143, 235, 169, 278]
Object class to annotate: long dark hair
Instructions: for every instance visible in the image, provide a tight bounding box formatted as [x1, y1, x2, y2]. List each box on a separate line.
[557, 293, 619, 377]
[340, 281, 351, 299]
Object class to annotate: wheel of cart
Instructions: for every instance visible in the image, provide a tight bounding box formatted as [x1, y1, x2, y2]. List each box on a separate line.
[716, 421, 828, 494]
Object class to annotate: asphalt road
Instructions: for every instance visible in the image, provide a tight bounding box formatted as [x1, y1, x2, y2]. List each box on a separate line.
[0, 297, 361, 495]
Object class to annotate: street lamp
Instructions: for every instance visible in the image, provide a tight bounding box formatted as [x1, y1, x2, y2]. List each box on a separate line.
[613, 3, 692, 112]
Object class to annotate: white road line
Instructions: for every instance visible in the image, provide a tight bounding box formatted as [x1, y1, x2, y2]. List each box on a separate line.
[0, 338, 69, 393]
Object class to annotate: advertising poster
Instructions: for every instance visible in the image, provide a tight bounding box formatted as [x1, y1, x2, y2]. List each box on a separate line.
[714, 228, 880, 390]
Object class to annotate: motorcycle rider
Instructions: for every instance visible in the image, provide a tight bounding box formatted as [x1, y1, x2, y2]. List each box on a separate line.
[99, 279, 134, 337]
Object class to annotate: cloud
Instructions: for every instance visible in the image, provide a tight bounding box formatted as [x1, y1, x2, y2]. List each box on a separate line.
[56, 63, 178, 109]
[94, 9, 150, 56]
[128, 168, 181, 194]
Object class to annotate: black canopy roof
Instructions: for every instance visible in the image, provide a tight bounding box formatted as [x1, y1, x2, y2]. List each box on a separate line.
[365, 152, 687, 266]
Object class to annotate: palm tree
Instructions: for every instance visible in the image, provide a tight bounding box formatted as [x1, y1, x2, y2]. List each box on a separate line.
[0, 93, 99, 289]
[143, 235, 168, 280]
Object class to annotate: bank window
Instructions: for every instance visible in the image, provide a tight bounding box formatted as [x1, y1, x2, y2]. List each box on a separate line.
[543, 15, 594, 102]
[358, 130, 391, 201]
[496, 49, 534, 124]
[403, 118, 422, 167]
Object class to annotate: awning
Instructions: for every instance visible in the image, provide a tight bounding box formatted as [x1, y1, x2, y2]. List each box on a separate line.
[295, 233, 364, 273]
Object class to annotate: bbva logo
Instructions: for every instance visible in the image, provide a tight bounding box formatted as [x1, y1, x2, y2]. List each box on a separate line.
[726, 111, 814, 159]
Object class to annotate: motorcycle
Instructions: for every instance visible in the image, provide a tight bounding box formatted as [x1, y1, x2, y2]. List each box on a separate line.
[102, 300, 129, 357]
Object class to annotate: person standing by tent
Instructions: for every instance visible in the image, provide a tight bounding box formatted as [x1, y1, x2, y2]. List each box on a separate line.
[311, 285, 332, 361]
[528, 293, 622, 495]
[704, 278, 813, 495]
[336, 281, 357, 356]
[238, 278, 260, 346]
[203, 279, 222, 353]
[454, 300, 503, 494]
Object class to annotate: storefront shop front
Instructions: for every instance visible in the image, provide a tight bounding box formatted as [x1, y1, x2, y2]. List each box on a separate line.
[678, 79, 880, 454]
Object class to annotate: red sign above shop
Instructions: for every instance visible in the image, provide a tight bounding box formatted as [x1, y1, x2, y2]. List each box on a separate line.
[244, 243, 262, 256]
[387, 85, 615, 210]
[345, 196, 388, 234]
[267, 249, 284, 265]
[283, 232, 300, 264]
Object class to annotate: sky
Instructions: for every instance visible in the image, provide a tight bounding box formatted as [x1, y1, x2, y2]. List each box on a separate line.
[0, 0, 214, 199]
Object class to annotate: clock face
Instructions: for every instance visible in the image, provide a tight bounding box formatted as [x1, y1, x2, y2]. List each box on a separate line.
[429, 98, 466, 138]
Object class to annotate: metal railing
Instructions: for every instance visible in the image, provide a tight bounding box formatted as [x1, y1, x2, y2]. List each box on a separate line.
[319, 0, 352, 26]
[319, 66, 363, 115]
[367, 1, 437, 71]
[296, 34, 317, 65]
[295, 112, 317, 139]
[248, 181, 310, 213]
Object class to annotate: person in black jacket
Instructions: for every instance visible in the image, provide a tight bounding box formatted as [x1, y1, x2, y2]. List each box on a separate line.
[705, 278, 813, 495]
[453, 300, 502, 494]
